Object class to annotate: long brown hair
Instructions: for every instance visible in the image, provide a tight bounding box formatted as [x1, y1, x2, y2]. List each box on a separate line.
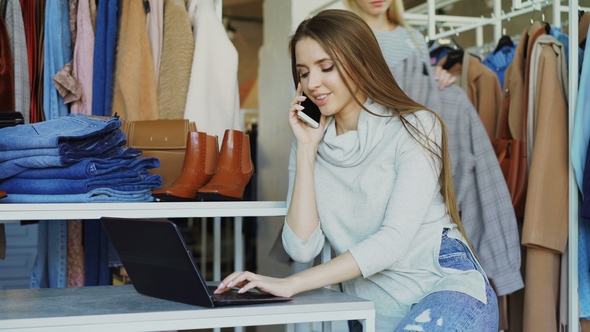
[289, 9, 467, 241]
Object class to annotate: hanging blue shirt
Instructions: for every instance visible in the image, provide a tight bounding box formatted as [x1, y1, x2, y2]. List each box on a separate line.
[482, 43, 517, 89]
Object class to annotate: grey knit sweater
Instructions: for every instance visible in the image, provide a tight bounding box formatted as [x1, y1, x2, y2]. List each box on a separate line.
[282, 100, 487, 331]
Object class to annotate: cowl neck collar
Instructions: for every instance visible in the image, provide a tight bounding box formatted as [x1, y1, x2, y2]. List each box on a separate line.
[318, 99, 390, 167]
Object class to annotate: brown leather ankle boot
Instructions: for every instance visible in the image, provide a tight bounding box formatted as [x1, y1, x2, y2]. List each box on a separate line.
[152, 132, 218, 201]
[197, 129, 254, 201]
[0, 190, 6, 199]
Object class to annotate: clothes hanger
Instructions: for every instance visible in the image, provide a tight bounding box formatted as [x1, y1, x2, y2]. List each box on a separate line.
[526, 0, 550, 34]
[528, 0, 538, 29]
[493, 35, 515, 54]
[428, 37, 462, 52]
[427, 36, 462, 53]
[441, 49, 465, 71]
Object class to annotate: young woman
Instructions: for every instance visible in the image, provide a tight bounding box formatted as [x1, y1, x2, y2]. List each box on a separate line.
[215, 9, 498, 331]
[342, 0, 455, 90]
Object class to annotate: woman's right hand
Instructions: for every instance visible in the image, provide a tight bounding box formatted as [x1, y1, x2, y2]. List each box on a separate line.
[289, 83, 326, 148]
[214, 270, 297, 298]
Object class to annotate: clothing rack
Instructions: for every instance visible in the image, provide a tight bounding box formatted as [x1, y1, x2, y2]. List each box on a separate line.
[422, 0, 580, 329]
[420, 1, 589, 45]
[306, 0, 582, 329]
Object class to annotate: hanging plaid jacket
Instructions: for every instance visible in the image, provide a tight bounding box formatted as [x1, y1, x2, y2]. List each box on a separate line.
[390, 49, 523, 297]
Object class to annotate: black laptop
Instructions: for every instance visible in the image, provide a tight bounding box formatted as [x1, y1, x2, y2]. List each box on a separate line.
[100, 217, 292, 307]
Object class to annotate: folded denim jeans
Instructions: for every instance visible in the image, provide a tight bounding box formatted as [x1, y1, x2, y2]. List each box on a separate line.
[0, 114, 121, 150]
[0, 136, 133, 166]
[61, 128, 127, 156]
[0, 171, 159, 194]
[1, 188, 155, 203]
[0, 147, 140, 180]
[15, 156, 158, 179]
[0, 148, 61, 163]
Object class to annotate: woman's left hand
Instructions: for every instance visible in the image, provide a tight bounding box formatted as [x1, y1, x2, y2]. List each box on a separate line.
[214, 271, 296, 298]
[433, 66, 456, 90]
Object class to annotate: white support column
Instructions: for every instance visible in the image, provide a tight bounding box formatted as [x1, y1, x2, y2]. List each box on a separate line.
[476, 26, 484, 46]
[569, 0, 580, 329]
[494, 0, 502, 41]
[214, 216, 221, 332]
[214, 216, 221, 281]
[212, 25, 222, 332]
[553, 0, 561, 28]
[234, 217, 243, 272]
[234, 218, 244, 332]
[427, 0, 436, 40]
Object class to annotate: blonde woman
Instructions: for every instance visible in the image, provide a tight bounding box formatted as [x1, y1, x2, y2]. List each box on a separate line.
[343, 0, 456, 89]
[215, 10, 497, 331]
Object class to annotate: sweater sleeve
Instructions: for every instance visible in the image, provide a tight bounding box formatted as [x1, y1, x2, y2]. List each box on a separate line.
[349, 112, 444, 278]
[281, 140, 326, 263]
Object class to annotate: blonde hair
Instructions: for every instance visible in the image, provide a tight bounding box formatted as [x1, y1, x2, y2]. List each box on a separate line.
[289, 10, 467, 242]
[341, 0, 423, 54]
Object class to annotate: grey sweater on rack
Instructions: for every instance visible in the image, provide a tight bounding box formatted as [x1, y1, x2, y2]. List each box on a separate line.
[282, 100, 487, 331]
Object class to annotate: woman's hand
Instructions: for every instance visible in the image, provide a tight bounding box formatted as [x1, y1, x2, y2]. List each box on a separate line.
[433, 66, 456, 90]
[214, 271, 296, 298]
[289, 83, 326, 148]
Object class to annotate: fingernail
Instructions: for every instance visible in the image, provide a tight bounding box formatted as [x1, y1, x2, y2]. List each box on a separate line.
[238, 288, 245, 293]
[227, 281, 233, 287]
[217, 282, 224, 289]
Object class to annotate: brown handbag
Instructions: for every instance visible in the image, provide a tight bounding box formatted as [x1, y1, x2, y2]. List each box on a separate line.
[121, 119, 197, 188]
[491, 93, 528, 218]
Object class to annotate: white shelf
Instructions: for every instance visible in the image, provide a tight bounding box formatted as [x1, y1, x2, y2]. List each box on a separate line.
[0, 201, 287, 222]
[0, 285, 375, 332]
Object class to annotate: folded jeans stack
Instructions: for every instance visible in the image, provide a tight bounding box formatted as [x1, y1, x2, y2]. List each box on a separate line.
[0, 114, 163, 203]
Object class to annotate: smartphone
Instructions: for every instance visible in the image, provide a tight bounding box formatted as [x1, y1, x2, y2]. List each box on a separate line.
[297, 92, 321, 129]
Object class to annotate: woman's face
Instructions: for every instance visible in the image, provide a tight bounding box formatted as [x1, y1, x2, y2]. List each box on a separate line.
[354, 0, 392, 17]
[295, 37, 365, 119]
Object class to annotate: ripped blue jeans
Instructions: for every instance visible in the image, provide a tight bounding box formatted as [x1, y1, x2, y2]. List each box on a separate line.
[393, 229, 499, 331]
[348, 229, 499, 332]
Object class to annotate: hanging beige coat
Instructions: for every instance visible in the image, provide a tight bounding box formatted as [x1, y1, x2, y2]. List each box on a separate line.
[438, 52, 503, 141]
[111, 0, 160, 121]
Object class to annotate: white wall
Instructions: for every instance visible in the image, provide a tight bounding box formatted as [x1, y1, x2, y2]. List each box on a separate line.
[255, 3, 347, 332]
[256, 0, 345, 279]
